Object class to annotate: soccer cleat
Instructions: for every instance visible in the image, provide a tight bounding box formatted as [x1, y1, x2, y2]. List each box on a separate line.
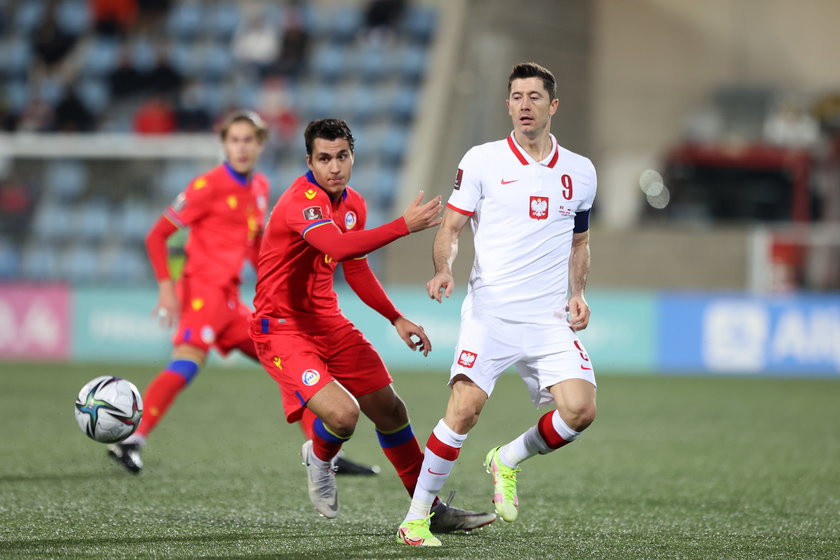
[429, 490, 497, 533]
[484, 446, 520, 522]
[301, 440, 339, 518]
[396, 514, 442, 547]
[334, 454, 380, 476]
[107, 442, 143, 474]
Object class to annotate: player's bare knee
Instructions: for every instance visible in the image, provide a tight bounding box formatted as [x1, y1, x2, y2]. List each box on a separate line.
[389, 396, 409, 425]
[326, 409, 359, 438]
[446, 402, 481, 433]
[562, 404, 596, 432]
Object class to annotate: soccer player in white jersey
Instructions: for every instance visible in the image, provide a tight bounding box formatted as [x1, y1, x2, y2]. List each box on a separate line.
[397, 62, 597, 547]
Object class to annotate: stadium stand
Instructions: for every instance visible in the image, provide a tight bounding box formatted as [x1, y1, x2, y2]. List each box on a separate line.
[0, 0, 437, 285]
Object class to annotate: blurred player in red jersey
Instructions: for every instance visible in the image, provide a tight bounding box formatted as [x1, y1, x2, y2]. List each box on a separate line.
[107, 111, 378, 476]
[250, 118, 495, 532]
[106, 110, 270, 473]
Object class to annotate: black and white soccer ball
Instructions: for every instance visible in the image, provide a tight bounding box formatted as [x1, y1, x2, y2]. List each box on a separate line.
[74, 376, 143, 443]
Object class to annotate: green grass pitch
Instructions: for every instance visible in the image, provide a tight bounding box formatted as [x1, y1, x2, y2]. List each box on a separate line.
[1, 362, 838, 559]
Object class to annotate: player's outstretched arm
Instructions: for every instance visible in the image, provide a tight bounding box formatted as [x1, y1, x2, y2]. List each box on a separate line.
[567, 230, 591, 331]
[426, 207, 470, 303]
[393, 317, 432, 356]
[303, 192, 441, 262]
[402, 191, 443, 232]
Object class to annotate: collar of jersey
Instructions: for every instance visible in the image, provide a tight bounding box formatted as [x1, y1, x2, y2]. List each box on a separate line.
[507, 132, 560, 168]
[305, 170, 348, 200]
[223, 161, 251, 186]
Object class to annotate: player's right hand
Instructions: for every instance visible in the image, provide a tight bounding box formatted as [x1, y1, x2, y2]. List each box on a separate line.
[402, 191, 443, 232]
[426, 272, 454, 303]
[153, 279, 180, 329]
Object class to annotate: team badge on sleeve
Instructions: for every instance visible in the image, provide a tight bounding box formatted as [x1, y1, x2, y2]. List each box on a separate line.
[170, 192, 186, 212]
[303, 206, 324, 220]
[453, 168, 463, 190]
[457, 350, 477, 368]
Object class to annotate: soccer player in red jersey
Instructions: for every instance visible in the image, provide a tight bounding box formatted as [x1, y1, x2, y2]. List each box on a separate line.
[106, 111, 271, 472]
[250, 118, 495, 532]
[107, 111, 379, 477]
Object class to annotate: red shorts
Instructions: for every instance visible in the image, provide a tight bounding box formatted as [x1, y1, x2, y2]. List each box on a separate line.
[250, 317, 393, 422]
[173, 278, 252, 355]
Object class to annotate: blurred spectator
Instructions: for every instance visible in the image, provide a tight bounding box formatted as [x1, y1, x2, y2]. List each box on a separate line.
[134, 96, 176, 133]
[31, 1, 79, 71]
[145, 49, 183, 97]
[258, 77, 298, 142]
[0, 174, 33, 241]
[108, 47, 144, 100]
[813, 93, 840, 137]
[176, 80, 212, 132]
[0, 95, 18, 132]
[232, 4, 279, 78]
[361, 0, 407, 46]
[270, 6, 309, 78]
[136, 0, 171, 31]
[53, 88, 96, 132]
[90, 0, 138, 37]
[763, 100, 819, 148]
[16, 99, 53, 132]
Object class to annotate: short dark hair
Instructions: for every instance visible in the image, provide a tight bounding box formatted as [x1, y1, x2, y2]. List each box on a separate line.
[508, 62, 557, 100]
[304, 118, 355, 156]
[217, 110, 268, 142]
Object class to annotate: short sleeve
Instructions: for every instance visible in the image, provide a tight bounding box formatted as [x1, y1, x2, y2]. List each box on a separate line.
[580, 159, 597, 212]
[166, 175, 214, 227]
[446, 146, 483, 214]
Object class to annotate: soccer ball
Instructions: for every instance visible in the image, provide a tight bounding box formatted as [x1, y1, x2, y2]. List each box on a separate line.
[74, 376, 143, 443]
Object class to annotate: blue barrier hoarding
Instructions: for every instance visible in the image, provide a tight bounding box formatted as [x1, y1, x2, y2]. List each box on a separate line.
[18, 283, 836, 377]
[658, 293, 840, 376]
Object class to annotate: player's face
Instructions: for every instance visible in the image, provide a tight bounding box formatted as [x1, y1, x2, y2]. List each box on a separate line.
[506, 77, 558, 138]
[306, 137, 354, 198]
[223, 121, 264, 174]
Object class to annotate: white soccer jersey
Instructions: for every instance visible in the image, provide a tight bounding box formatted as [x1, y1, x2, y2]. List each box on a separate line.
[447, 132, 597, 323]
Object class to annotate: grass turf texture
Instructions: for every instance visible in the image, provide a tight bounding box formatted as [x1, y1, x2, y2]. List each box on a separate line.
[1, 362, 838, 559]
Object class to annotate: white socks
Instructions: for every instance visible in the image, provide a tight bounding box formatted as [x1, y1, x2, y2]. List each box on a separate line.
[405, 419, 467, 521]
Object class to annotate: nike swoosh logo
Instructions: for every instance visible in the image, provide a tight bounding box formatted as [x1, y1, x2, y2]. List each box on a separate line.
[501, 179, 519, 185]
[400, 529, 423, 545]
[580, 365, 592, 371]
[427, 468, 446, 475]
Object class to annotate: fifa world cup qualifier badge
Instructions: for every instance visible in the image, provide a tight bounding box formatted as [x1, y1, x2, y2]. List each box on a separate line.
[303, 206, 323, 220]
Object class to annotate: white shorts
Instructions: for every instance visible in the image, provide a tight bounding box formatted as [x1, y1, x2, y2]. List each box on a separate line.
[449, 313, 596, 407]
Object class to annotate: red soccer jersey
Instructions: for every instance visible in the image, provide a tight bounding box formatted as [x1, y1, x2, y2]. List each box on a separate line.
[165, 162, 269, 286]
[254, 171, 408, 328]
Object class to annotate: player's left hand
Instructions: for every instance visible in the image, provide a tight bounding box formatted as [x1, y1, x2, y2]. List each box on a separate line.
[393, 317, 432, 356]
[566, 294, 590, 331]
